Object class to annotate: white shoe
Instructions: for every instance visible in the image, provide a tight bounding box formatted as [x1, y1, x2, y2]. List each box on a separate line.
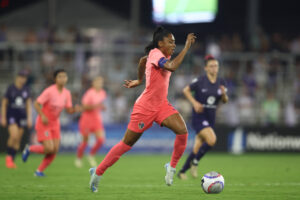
[87, 155, 97, 167]
[75, 158, 83, 168]
[89, 167, 101, 193]
[190, 164, 198, 178]
[164, 163, 176, 186]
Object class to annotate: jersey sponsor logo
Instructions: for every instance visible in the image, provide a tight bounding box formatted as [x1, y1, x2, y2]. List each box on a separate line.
[138, 122, 145, 130]
[191, 78, 198, 83]
[207, 96, 216, 105]
[202, 120, 209, 126]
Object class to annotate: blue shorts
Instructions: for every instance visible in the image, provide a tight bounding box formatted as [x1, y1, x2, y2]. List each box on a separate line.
[192, 118, 214, 134]
[7, 115, 27, 127]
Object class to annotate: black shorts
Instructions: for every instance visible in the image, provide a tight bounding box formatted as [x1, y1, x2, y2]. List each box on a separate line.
[7, 115, 27, 127]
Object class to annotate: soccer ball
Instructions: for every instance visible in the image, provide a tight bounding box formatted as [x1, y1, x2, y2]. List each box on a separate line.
[201, 171, 225, 194]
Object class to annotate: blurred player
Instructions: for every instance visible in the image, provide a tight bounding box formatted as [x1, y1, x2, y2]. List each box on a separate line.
[177, 55, 229, 180]
[89, 26, 196, 192]
[22, 69, 80, 177]
[75, 76, 106, 168]
[1, 70, 32, 168]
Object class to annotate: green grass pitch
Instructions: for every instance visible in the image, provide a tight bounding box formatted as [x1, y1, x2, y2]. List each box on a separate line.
[0, 153, 300, 200]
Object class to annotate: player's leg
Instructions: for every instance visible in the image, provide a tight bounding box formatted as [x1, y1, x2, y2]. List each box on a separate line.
[88, 130, 105, 167]
[190, 127, 216, 174]
[6, 124, 20, 168]
[90, 129, 142, 192]
[178, 134, 203, 179]
[75, 135, 89, 168]
[161, 113, 188, 186]
[35, 139, 58, 176]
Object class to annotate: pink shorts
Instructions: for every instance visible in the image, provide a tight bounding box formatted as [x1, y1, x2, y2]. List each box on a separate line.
[79, 115, 104, 136]
[35, 121, 60, 142]
[128, 101, 178, 133]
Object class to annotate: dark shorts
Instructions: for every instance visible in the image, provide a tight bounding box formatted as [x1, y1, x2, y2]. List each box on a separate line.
[192, 117, 214, 134]
[7, 115, 27, 127]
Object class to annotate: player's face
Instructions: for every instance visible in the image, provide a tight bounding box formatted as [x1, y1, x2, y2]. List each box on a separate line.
[93, 77, 103, 90]
[55, 72, 68, 86]
[205, 60, 219, 77]
[159, 34, 176, 56]
[16, 76, 27, 87]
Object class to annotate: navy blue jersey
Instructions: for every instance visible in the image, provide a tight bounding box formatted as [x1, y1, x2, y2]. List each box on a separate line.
[189, 75, 226, 131]
[4, 84, 31, 118]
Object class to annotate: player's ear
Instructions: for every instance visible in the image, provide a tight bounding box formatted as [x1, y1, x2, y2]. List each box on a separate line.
[158, 40, 164, 48]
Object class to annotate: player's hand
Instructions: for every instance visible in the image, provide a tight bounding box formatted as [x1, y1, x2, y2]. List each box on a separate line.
[27, 118, 33, 129]
[184, 33, 196, 50]
[74, 104, 82, 113]
[1, 118, 7, 127]
[123, 80, 141, 88]
[41, 114, 48, 125]
[220, 85, 227, 95]
[193, 101, 204, 113]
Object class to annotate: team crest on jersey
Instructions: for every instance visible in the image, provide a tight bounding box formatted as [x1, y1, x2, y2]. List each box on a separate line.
[207, 96, 216, 105]
[22, 91, 28, 98]
[138, 122, 145, 130]
[202, 120, 209, 126]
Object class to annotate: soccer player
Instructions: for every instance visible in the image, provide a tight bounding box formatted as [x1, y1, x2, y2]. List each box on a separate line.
[89, 26, 196, 192]
[75, 76, 106, 168]
[22, 69, 80, 177]
[177, 55, 229, 180]
[1, 70, 32, 168]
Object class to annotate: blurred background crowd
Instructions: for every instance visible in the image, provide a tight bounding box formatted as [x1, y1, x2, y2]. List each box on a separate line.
[0, 0, 299, 127]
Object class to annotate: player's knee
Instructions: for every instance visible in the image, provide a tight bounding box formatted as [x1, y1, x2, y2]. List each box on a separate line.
[207, 136, 217, 146]
[44, 146, 55, 154]
[176, 127, 188, 135]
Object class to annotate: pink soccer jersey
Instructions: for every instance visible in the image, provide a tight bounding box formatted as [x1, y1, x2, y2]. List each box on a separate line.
[135, 48, 171, 111]
[81, 88, 106, 118]
[36, 84, 72, 124]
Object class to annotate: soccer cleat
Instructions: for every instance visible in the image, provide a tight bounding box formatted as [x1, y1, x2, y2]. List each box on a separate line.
[164, 163, 176, 186]
[87, 155, 97, 167]
[34, 170, 46, 177]
[177, 172, 188, 180]
[22, 144, 30, 162]
[190, 163, 198, 178]
[75, 158, 83, 168]
[89, 167, 101, 193]
[6, 156, 17, 169]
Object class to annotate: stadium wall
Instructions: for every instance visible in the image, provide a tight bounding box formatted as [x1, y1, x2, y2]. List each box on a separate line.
[1, 124, 300, 153]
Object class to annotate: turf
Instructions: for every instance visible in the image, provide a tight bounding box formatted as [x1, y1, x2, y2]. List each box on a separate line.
[0, 153, 300, 200]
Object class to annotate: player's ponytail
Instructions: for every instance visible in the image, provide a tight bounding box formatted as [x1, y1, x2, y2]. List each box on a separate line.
[144, 26, 172, 54]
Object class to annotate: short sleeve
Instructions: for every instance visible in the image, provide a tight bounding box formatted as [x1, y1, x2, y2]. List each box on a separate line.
[150, 49, 167, 68]
[65, 91, 72, 108]
[25, 87, 31, 100]
[189, 77, 200, 91]
[36, 88, 50, 105]
[220, 78, 227, 87]
[100, 90, 107, 102]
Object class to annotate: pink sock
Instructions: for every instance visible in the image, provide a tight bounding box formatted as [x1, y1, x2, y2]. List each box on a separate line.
[29, 145, 45, 154]
[90, 138, 105, 156]
[170, 133, 188, 168]
[77, 142, 88, 158]
[96, 141, 131, 176]
[37, 154, 56, 172]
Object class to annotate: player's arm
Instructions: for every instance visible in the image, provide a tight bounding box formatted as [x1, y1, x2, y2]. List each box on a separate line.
[34, 100, 48, 125]
[1, 98, 8, 127]
[162, 33, 196, 72]
[26, 98, 33, 128]
[220, 85, 229, 103]
[123, 56, 147, 88]
[82, 103, 105, 111]
[183, 86, 203, 113]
